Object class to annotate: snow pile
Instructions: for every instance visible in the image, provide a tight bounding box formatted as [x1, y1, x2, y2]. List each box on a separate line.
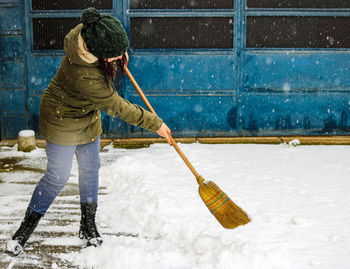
[57, 143, 350, 269]
[18, 130, 35, 138]
[288, 139, 300, 147]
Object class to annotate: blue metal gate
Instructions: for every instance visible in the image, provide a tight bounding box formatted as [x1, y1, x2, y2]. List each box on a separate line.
[1, 0, 350, 139]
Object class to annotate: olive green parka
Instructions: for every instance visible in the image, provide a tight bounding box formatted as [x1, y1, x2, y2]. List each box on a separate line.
[39, 24, 162, 146]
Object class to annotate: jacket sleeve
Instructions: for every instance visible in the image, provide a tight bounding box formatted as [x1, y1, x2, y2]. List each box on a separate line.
[78, 70, 162, 133]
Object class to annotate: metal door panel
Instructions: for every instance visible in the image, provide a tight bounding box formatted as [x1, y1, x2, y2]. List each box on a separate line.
[29, 57, 62, 93]
[0, 6, 21, 31]
[0, 61, 25, 88]
[0, 35, 23, 58]
[125, 55, 236, 92]
[243, 52, 350, 91]
[27, 56, 63, 131]
[126, 95, 237, 137]
[123, 54, 237, 137]
[3, 89, 26, 113]
[241, 92, 350, 135]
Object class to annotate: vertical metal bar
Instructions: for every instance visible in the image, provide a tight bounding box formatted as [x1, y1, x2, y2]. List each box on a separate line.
[115, 0, 123, 22]
[232, 0, 238, 136]
[235, 0, 245, 134]
[120, 0, 129, 37]
[24, 0, 32, 131]
[120, 0, 130, 138]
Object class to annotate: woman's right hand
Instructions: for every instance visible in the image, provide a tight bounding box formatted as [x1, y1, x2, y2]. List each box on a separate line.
[157, 123, 173, 146]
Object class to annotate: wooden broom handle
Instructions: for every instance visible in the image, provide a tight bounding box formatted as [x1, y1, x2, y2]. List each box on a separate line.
[123, 66, 201, 181]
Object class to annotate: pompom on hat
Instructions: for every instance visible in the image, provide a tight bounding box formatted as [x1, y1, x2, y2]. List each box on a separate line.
[80, 7, 129, 59]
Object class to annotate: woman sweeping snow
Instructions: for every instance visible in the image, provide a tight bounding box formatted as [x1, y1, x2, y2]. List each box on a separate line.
[7, 7, 172, 255]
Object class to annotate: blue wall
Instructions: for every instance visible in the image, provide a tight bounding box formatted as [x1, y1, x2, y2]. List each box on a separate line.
[1, 1, 350, 139]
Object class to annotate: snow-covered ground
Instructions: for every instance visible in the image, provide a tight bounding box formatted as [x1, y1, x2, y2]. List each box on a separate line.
[1, 142, 350, 269]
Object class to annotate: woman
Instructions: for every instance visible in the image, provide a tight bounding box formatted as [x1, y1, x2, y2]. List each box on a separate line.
[7, 7, 172, 255]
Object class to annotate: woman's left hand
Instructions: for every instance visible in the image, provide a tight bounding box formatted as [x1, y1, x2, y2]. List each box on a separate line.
[157, 123, 173, 146]
[123, 52, 129, 67]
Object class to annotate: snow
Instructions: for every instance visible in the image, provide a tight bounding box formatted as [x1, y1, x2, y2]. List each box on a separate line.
[18, 130, 35, 138]
[1, 142, 350, 268]
[283, 83, 291, 92]
[288, 139, 300, 147]
[6, 240, 22, 255]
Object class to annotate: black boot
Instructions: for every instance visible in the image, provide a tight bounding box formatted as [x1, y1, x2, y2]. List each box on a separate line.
[7, 207, 43, 255]
[79, 202, 103, 247]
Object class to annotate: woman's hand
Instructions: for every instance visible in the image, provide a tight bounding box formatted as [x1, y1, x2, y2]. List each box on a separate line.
[105, 52, 128, 67]
[157, 123, 173, 146]
[123, 52, 129, 67]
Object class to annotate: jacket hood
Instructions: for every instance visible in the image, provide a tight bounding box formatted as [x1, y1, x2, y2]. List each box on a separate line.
[64, 24, 99, 66]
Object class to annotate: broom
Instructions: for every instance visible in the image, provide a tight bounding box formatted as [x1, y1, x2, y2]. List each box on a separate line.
[123, 65, 251, 229]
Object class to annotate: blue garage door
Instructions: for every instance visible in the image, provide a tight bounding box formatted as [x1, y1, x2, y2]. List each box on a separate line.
[2, 0, 349, 139]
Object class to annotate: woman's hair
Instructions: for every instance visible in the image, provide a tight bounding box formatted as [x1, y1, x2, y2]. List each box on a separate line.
[99, 59, 117, 83]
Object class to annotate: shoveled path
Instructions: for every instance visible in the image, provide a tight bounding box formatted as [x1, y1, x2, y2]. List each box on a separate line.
[0, 150, 107, 268]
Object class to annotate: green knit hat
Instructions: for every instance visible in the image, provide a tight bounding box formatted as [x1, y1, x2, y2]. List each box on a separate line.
[80, 7, 129, 59]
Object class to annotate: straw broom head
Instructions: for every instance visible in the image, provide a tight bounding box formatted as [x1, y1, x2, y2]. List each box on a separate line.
[197, 176, 251, 229]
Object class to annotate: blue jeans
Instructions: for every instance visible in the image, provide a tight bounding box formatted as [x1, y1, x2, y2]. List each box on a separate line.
[29, 137, 101, 215]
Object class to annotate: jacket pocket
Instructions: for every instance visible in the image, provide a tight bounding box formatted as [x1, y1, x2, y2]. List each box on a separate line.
[55, 105, 92, 118]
